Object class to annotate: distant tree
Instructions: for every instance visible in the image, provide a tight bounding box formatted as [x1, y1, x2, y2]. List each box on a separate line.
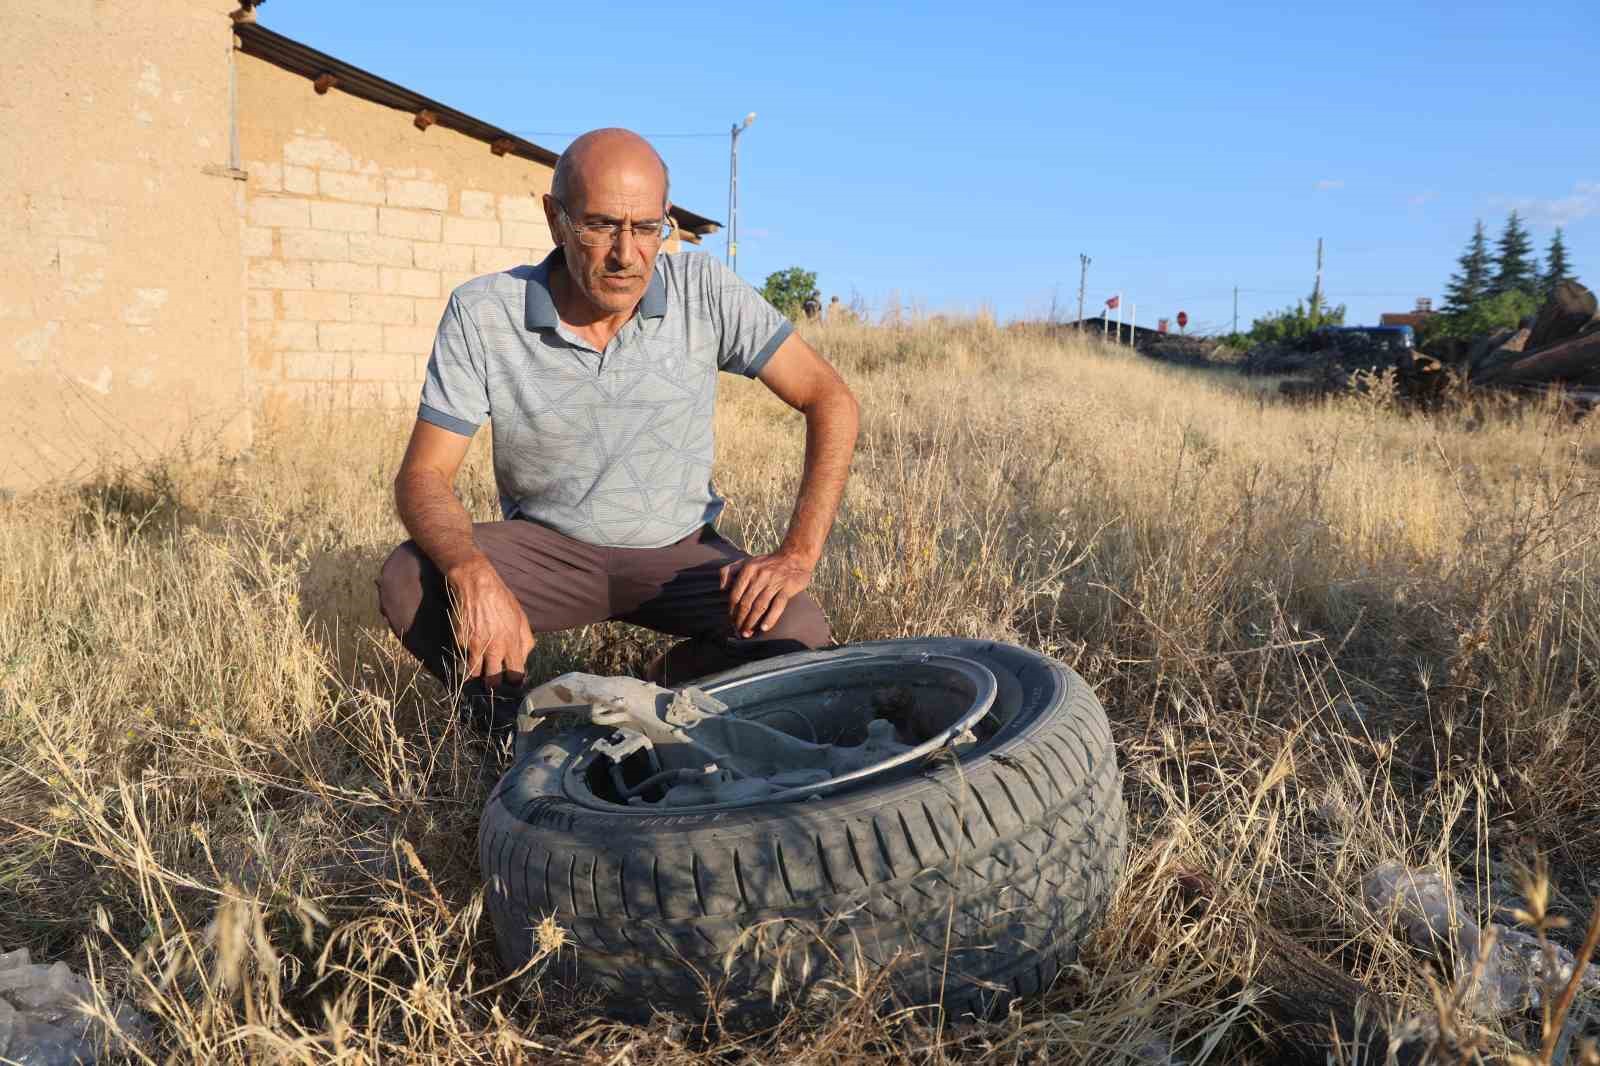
[761, 266, 819, 320]
[1542, 227, 1574, 296]
[1490, 210, 1536, 297]
[1306, 280, 1331, 329]
[1248, 300, 1346, 348]
[1420, 288, 1541, 344]
[1443, 220, 1492, 313]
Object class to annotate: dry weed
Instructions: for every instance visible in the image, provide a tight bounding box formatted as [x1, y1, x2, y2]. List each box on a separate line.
[1, 317, 1597, 1062]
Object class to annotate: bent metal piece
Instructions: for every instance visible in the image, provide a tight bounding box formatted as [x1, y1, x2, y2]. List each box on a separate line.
[517, 653, 997, 811]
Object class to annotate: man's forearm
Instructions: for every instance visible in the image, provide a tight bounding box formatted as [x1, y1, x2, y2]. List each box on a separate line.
[395, 469, 484, 576]
[778, 388, 860, 567]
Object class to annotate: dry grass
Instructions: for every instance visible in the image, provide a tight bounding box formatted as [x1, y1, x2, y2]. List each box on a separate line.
[2, 319, 1599, 1063]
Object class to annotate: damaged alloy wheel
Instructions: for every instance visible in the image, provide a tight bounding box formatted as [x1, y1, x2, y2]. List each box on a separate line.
[478, 638, 1127, 1024]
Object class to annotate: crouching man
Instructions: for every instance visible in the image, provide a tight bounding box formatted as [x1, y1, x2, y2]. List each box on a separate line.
[376, 129, 859, 726]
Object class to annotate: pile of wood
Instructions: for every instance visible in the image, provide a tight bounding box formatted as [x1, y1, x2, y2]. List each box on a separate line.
[1277, 348, 1456, 407]
[1278, 281, 1600, 410]
[1472, 280, 1600, 403]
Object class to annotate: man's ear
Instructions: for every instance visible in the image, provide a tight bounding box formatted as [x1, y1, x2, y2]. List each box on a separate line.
[541, 193, 563, 247]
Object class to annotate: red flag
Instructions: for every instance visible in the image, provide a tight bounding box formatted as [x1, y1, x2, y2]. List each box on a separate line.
[1105, 295, 1120, 310]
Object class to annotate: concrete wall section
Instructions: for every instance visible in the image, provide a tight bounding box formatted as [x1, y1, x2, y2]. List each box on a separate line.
[0, 0, 249, 491]
[236, 54, 558, 422]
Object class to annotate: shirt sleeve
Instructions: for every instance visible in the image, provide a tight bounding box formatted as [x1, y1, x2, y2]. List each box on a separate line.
[702, 256, 794, 378]
[418, 292, 489, 436]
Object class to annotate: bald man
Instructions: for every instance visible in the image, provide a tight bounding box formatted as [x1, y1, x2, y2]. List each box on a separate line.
[376, 129, 859, 729]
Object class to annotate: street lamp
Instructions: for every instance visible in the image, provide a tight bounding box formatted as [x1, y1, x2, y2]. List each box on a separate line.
[727, 111, 755, 274]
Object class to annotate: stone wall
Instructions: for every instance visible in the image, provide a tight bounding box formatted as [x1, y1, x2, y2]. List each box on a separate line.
[0, 0, 249, 492]
[236, 52, 559, 422]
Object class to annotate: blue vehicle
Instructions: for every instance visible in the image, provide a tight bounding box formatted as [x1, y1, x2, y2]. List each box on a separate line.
[1311, 325, 1415, 352]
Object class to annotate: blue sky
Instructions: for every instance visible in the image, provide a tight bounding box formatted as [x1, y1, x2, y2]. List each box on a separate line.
[260, 1, 1598, 333]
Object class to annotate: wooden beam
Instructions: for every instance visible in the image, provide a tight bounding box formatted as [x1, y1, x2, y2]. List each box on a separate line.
[413, 109, 438, 131]
[490, 138, 514, 157]
[313, 73, 338, 95]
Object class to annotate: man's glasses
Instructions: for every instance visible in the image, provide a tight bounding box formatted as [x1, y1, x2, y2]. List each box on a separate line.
[555, 198, 674, 248]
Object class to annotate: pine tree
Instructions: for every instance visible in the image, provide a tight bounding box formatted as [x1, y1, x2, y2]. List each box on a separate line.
[1491, 209, 1536, 297]
[1443, 220, 1491, 313]
[1542, 227, 1573, 296]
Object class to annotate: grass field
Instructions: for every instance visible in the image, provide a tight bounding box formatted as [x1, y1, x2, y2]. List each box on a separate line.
[3, 320, 1598, 1063]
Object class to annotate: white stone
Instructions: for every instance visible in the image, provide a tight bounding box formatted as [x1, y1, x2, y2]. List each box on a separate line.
[318, 171, 385, 205]
[309, 202, 377, 234]
[282, 136, 353, 171]
[248, 197, 311, 229]
[498, 194, 543, 222]
[378, 207, 441, 242]
[0, 946, 151, 1064]
[385, 178, 448, 211]
[459, 189, 496, 219]
[1364, 862, 1600, 1018]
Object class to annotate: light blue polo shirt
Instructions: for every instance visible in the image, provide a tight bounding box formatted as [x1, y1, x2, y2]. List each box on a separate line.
[418, 249, 793, 548]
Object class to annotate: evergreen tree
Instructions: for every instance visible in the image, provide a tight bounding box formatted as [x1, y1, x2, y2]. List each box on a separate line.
[1542, 227, 1573, 296]
[1491, 209, 1536, 296]
[1443, 220, 1491, 313]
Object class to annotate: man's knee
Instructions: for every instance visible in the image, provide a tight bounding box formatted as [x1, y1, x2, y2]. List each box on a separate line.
[376, 541, 431, 637]
[767, 592, 832, 650]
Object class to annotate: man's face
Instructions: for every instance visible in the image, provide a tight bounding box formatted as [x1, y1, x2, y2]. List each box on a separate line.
[545, 159, 669, 316]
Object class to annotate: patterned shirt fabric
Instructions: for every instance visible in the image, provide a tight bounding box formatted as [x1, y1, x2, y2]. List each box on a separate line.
[418, 249, 793, 548]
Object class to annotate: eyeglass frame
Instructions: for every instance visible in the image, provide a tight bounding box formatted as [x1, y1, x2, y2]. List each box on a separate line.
[552, 197, 675, 248]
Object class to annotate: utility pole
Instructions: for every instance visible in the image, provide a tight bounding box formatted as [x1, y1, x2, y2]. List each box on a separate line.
[1310, 237, 1324, 326]
[1076, 254, 1090, 330]
[727, 112, 756, 274]
[1232, 285, 1239, 336]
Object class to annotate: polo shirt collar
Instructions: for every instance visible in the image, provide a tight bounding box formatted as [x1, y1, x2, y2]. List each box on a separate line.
[524, 247, 668, 331]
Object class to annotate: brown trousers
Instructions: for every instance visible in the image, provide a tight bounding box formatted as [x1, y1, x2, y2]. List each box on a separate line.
[377, 520, 832, 689]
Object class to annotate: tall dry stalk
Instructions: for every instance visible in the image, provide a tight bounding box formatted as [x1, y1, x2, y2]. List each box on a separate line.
[2, 317, 1597, 1062]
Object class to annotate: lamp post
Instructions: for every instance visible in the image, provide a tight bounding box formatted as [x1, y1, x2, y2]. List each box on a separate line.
[727, 111, 755, 274]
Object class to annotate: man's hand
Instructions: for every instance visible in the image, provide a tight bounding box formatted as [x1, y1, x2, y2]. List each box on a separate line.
[445, 556, 536, 689]
[720, 551, 816, 639]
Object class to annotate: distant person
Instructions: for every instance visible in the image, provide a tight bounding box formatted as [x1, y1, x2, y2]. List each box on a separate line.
[377, 128, 860, 731]
[802, 291, 822, 320]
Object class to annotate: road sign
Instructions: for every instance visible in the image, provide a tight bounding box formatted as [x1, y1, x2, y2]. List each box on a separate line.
[1158, 318, 1169, 334]
[1176, 310, 1189, 329]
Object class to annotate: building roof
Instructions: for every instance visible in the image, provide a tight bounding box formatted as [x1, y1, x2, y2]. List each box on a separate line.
[232, 22, 722, 242]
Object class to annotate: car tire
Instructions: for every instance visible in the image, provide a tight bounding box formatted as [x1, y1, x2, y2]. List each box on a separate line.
[478, 638, 1126, 1024]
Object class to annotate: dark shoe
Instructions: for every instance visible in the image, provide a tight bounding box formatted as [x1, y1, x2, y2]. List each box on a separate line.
[456, 683, 524, 742]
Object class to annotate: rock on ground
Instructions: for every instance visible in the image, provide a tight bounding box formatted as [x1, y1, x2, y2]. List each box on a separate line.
[0, 948, 150, 1065]
[1363, 862, 1600, 1019]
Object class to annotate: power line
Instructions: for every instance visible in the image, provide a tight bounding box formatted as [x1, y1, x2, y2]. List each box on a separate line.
[510, 130, 726, 139]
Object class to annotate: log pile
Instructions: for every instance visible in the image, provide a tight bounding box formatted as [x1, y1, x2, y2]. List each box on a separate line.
[1472, 281, 1600, 403]
[1272, 281, 1600, 409]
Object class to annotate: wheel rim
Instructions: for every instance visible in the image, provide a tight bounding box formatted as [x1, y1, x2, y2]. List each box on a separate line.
[562, 652, 1001, 813]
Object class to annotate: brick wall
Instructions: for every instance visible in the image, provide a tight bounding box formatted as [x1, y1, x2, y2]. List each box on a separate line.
[236, 52, 556, 421]
[1, 17, 699, 490]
